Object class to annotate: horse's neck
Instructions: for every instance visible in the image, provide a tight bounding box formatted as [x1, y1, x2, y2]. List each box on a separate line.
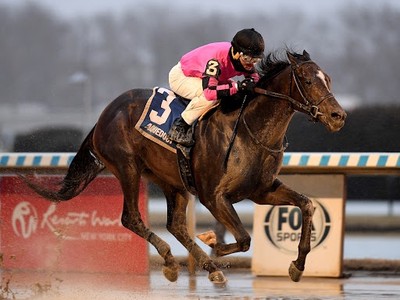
[247, 97, 293, 144]
[244, 71, 295, 149]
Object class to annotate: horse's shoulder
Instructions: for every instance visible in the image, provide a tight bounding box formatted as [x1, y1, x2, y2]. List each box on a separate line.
[219, 94, 244, 114]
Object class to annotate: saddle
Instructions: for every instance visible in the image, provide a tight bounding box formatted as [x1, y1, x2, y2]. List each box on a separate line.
[135, 87, 217, 195]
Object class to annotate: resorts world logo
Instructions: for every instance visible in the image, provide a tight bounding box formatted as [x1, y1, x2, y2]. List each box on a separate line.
[263, 200, 331, 254]
[12, 201, 38, 239]
[11, 201, 125, 240]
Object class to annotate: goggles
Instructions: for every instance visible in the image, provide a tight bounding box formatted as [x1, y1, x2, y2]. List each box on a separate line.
[240, 53, 262, 64]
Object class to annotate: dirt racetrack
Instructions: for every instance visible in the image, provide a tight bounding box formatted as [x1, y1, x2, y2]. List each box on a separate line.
[2, 257, 400, 300]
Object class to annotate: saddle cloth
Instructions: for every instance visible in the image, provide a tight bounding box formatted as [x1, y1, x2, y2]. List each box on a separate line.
[134, 87, 189, 153]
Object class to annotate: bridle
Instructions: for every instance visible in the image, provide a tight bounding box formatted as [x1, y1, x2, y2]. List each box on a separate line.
[239, 60, 334, 154]
[254, 61, 334, 120]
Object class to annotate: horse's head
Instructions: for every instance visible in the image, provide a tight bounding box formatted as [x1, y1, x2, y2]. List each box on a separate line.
[286, 50, 346, 132]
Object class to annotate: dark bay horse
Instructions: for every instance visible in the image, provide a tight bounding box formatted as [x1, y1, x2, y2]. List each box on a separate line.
[23, 50, 346, 284]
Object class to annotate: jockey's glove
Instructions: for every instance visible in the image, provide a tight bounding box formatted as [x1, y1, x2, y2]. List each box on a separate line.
[237, 78, 255, 93]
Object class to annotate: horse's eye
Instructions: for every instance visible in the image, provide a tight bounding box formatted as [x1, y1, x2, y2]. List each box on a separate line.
[305, 80, 312, 85]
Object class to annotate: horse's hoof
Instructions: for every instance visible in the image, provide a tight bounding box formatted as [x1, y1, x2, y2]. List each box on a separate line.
[288, 261, 303, 282]
[197, 230, 217, 248]
[208, 270, 227, 284]
[163, 265, 179, 282]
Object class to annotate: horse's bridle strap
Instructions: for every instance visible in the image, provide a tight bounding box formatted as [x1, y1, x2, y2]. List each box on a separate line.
[253, 87, 313, 114]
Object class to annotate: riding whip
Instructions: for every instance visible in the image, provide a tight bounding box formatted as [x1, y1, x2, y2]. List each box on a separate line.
[223, 94, 248, 171]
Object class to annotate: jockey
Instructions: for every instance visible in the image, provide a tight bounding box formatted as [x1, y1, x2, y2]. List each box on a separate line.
[168, 28, 265, 147]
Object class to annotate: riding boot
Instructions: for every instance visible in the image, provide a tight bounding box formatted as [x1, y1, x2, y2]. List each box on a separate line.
[168, 117, 194, 147]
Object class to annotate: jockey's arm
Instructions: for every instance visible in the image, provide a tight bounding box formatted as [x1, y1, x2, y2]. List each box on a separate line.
[202, 76, 237, 101]
[201, 59, 238, 101]
[201, 59, 260, 101]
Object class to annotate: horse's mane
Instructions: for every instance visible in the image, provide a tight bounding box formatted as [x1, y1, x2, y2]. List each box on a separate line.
[219, 49, 307, 114]
[257, 49, 311, 84]
[257, 49, 292, 86]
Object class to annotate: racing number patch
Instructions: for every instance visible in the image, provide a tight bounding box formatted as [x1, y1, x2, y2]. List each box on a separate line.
[205, 59, 220, 77]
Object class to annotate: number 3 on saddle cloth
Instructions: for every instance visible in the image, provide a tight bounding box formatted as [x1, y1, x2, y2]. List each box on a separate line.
[135, 87, 188, 152]
[135, 87, 202, 194]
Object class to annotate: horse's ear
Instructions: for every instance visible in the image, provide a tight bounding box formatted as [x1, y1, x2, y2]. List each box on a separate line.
[287, 51, 299, 66]
[302, 50, 311, 60]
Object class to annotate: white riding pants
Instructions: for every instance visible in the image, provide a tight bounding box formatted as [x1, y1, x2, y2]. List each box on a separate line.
[169, 62, 218, 125]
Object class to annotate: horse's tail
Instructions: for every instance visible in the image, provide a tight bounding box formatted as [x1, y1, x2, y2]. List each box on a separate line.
[20, 126, 105, 202]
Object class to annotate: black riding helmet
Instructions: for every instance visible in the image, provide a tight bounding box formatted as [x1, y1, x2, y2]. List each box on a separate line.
[231, 28, 264, 58]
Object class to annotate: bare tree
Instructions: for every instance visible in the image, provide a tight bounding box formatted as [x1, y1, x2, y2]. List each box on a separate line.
[1, 2, 400, 111]
[0, 3, 76, 107]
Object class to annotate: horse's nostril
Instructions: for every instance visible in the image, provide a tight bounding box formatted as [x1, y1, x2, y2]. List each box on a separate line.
[332, 111, 346, 120]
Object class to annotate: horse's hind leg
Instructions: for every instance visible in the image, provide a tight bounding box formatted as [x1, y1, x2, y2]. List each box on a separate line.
[118, 170, 179, 282]
[201, 198, 251, 257]
[164, 190, 226, 284]
[211, 221, 226, 257]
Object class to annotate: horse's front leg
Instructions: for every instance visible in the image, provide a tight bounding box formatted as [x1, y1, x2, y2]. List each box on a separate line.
[253, 179, 315, 282]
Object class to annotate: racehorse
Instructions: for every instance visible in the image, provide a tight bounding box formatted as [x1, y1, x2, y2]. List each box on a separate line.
[22, 50, 346, 284]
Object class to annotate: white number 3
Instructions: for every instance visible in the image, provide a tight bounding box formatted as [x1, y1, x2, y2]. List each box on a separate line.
[149, 88, 174, 125]
[205, 59, 220, 77]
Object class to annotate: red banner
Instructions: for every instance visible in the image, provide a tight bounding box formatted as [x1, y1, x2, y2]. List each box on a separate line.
[0, 176, 148, 274]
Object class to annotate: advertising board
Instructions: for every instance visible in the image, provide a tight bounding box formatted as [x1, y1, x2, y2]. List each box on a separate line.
[252, 174, 345, 277]
[0, 176, 148, 274]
